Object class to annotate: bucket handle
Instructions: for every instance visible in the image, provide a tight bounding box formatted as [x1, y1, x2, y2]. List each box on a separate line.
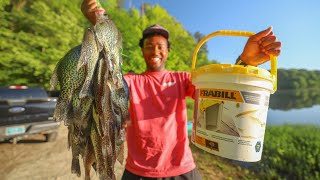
[191, 30, 277, 92]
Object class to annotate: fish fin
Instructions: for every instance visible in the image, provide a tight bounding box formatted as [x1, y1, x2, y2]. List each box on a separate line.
[92, 162, 97, 172]
[119, 48, 125, 65]
[53, 98, 69, 122]
[79, 79, 93, 99]
[80, 99, 94, 128]
[67, 128, 72, 149]
[84, 138, 95, 180]
[116, 142, 125, 165]
[49, 65, 59, 91]
[103, 49, 113, 72]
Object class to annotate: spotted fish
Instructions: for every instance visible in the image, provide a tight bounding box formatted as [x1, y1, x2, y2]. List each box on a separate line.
[50, 12, 129, 180]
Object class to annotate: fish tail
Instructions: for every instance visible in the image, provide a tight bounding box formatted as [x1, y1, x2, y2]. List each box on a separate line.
[71, 157, 81, 177]
[67, 128, 72, 149]
[84, 174, 91, 180]
[84, 139, 95, 180]
[105, 126, 116, 180]
[116, 142, 125, 165]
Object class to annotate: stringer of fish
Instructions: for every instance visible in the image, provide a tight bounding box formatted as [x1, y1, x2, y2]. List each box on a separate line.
[50, 12, 129, 180]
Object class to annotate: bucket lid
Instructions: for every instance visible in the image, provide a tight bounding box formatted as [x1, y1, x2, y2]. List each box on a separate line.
[192, 64, 274, 83]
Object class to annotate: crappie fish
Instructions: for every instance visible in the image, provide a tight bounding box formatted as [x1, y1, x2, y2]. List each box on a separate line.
[78, 12, 123, 98]
[89, 57, 128, 180]
[50, 12, 129, 180]
[87, 14, 129, 177]
[50, 45, 88, 124]
[50, 45, 94, 177]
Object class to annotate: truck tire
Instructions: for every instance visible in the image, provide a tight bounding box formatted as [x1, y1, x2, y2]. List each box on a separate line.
[45, 132, 58, 142]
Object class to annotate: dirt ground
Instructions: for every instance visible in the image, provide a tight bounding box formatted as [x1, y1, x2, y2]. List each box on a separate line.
[0, 125, 235, 180]
[0, 125, 126, 180]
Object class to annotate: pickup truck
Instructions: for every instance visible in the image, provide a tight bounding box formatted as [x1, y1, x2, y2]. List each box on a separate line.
[0, 86, 60, 143]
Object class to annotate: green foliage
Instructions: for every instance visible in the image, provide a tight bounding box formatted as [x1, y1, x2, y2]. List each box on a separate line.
[190, 124, 320, 179]
[0, 0, 213, 88]
[190, 140, 256, 180]
[278, 68, 320, 90]
[0, 0, 9, 10]
[0, 0, 86, 89]
[186, 98, 194, 121]
[254, 125, 320, 179]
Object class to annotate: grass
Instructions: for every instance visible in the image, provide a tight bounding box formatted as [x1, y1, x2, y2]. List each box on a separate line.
[190, 142, 256, 180]
[190, 125, 320, 180]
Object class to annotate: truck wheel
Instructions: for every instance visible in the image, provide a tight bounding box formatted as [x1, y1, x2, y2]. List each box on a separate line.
[45, 132, 58, 142]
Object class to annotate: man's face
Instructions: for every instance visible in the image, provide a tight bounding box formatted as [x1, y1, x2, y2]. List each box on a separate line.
[142, 35, 169, 72]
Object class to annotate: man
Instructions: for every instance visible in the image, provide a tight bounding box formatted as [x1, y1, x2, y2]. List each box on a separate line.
[81, 1, 282, 179]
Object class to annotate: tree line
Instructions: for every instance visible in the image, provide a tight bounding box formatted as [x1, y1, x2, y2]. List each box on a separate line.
[277, 68, 320, 90]
[0, 0, 214, 89]
[1, 1, 319, 91]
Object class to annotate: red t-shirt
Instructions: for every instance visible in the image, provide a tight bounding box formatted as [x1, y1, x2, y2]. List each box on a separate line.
[124, 70, 195, 177]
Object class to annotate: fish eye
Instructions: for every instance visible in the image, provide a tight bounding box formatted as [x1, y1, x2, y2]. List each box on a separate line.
[102, 13, 109, 19]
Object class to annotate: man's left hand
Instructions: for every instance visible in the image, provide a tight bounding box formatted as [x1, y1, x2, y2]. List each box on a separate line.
[240, 26, 282, 66]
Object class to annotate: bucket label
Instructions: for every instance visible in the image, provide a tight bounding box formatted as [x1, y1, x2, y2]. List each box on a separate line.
[200, 89, 243, 102]
[192, 88, 271, 162]
[200, 88, 269, 106]
[196, 135, 219, 151]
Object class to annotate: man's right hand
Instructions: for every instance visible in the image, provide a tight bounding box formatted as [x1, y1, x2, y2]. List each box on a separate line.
[81, 0, 105, 25]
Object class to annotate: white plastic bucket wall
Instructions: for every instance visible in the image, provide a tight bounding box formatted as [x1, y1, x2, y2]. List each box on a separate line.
[191, 72, 273, 162]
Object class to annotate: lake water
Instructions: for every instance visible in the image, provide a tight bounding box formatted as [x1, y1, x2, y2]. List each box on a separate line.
[267, 89, 320, 126]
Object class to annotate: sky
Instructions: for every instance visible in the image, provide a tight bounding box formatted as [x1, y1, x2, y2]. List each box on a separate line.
[126, 0, 320, 70]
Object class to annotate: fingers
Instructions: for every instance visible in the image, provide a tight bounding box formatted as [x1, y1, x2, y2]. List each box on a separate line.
[257, 29, 282, 57]
[260, 39, 282, 56]
[263, 41, 281, 51]
[259, 35, 276, 47]
[81, 0, 97, 13]
[81, 0, 102, 24]
[266, 49, 281, 56]
[241, 26, 282, 65]
[250, 26, 273, 41]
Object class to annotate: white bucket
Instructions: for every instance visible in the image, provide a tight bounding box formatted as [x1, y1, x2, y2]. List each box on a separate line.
[190, 30, 277, 162]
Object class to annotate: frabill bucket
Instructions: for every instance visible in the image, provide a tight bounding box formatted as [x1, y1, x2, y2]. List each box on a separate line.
[190, 30, 277, 162]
